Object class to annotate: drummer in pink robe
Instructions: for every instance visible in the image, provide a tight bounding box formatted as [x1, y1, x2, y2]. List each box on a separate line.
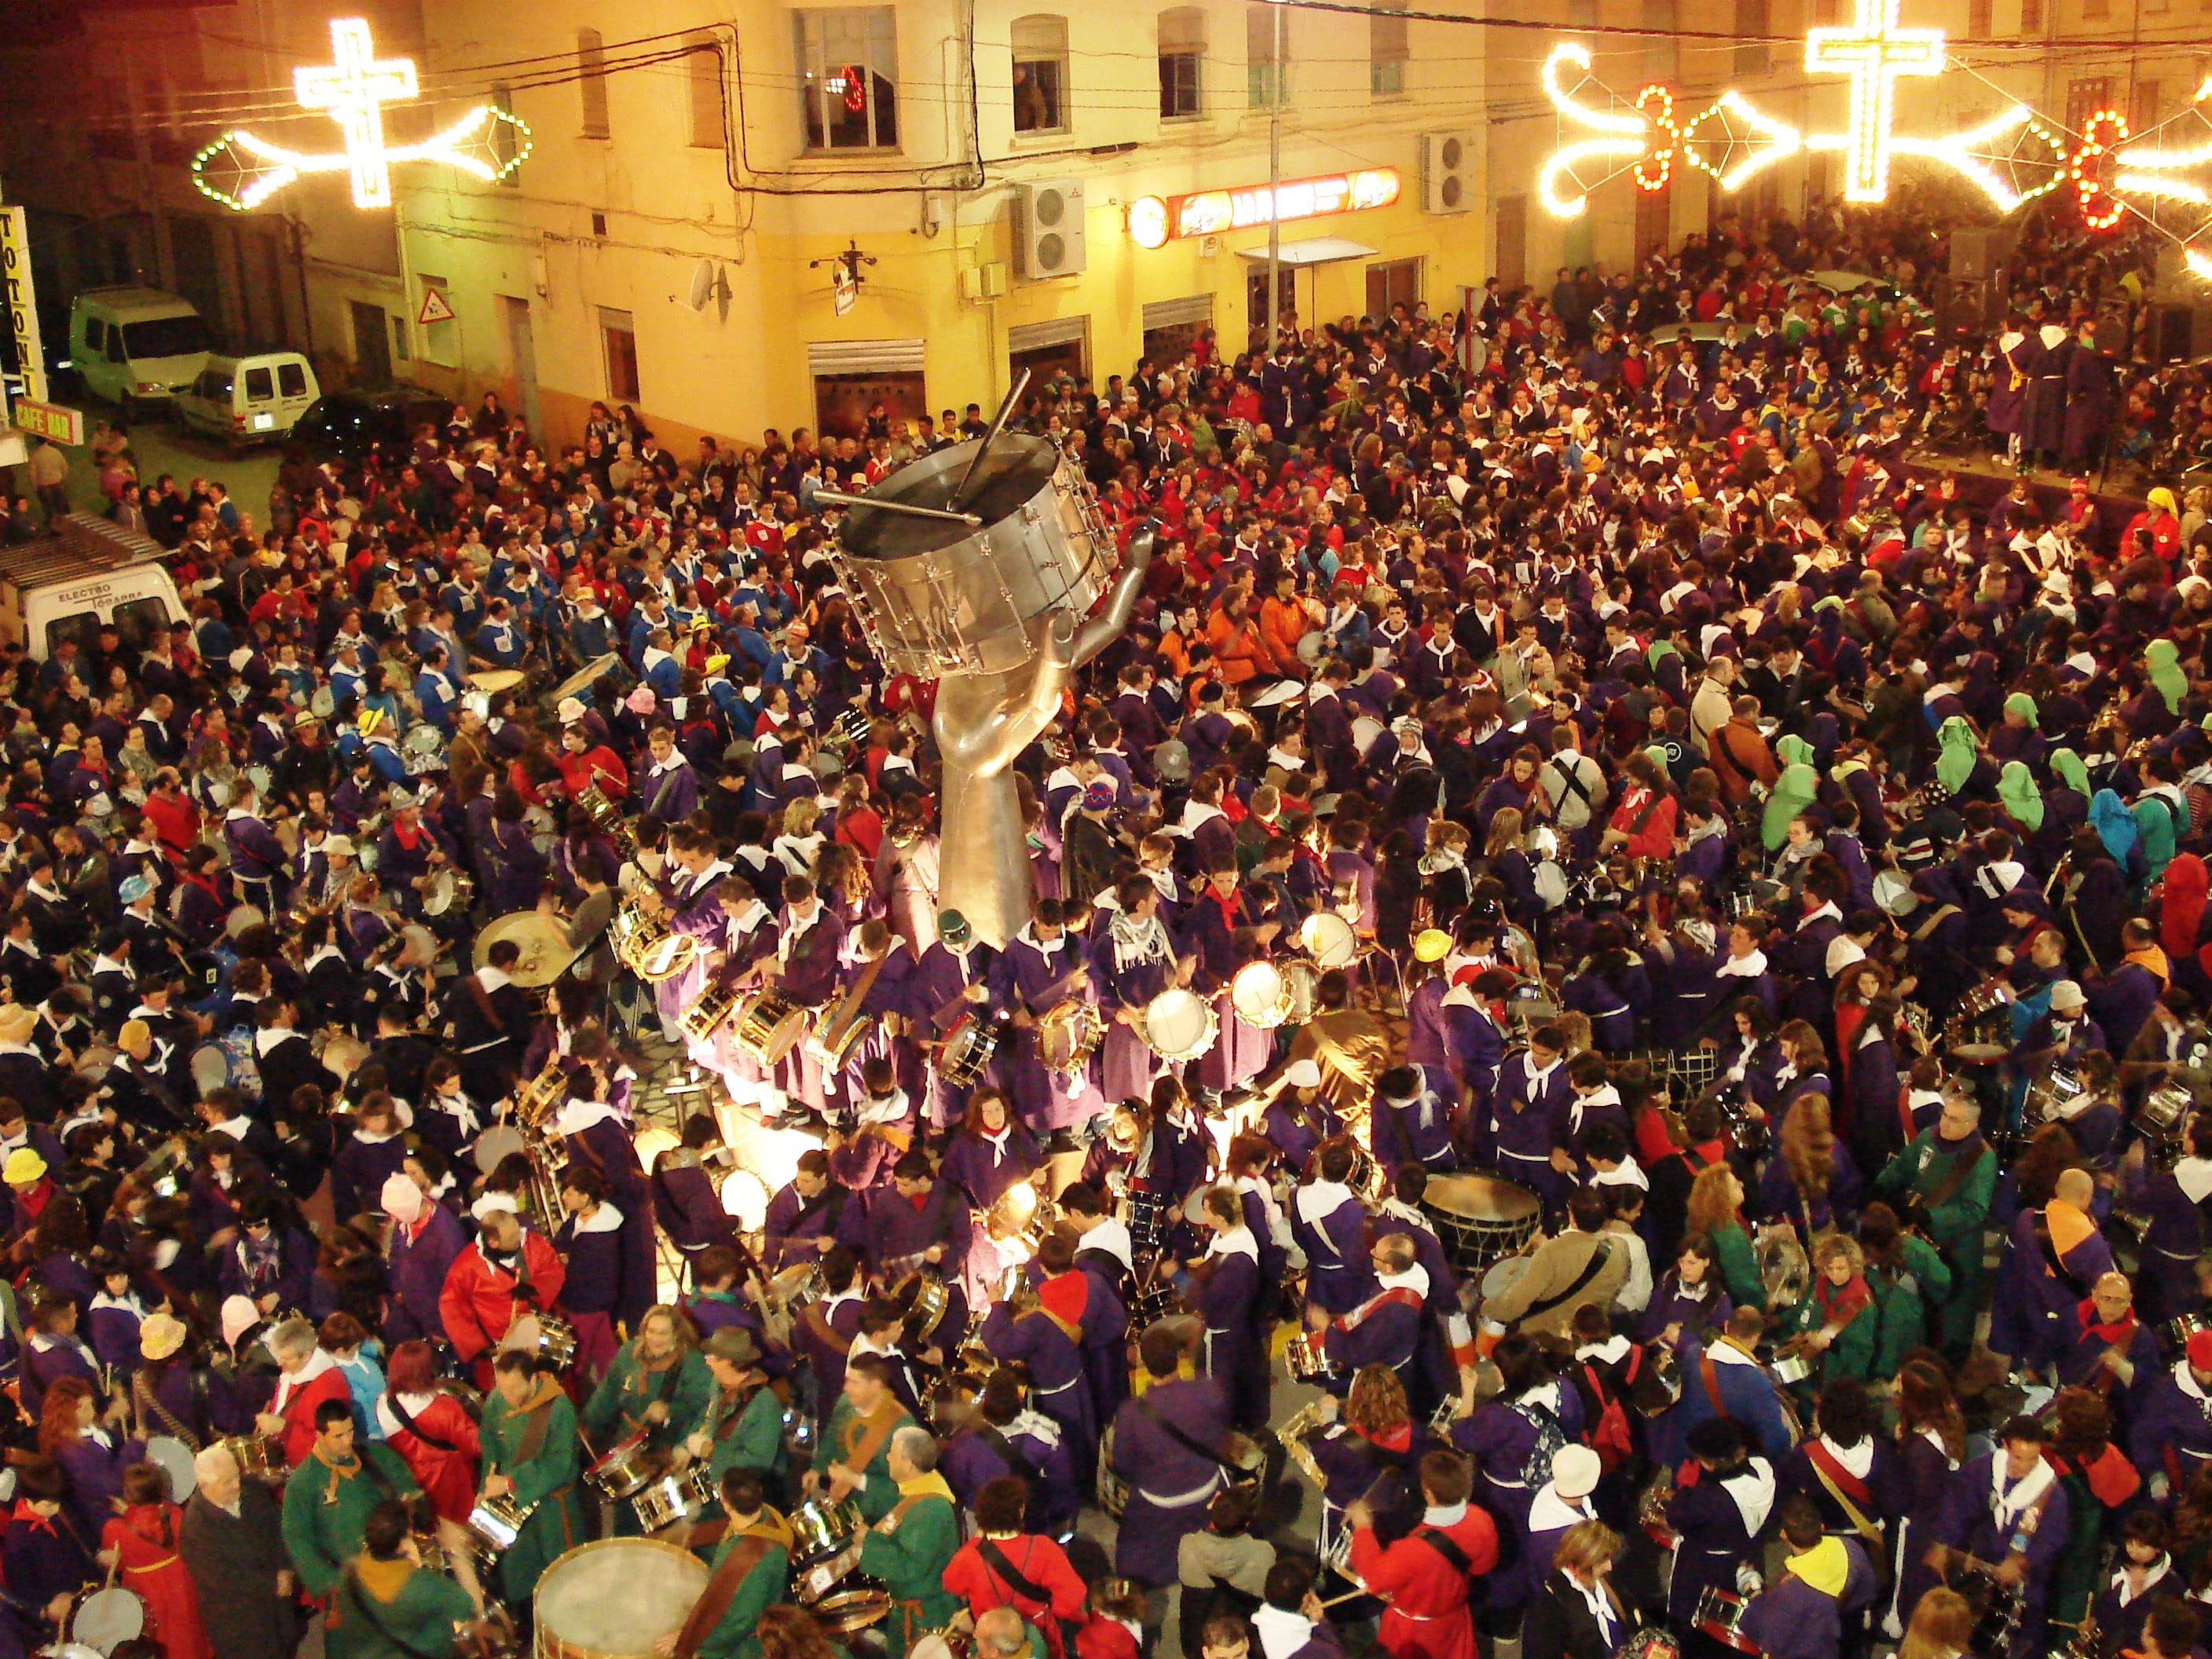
[642, 824, 734, 1042]
[1093, 878, 1186, 1107]
[767, 875, 845, 1117]
[694, 875, 780, 1107]
[870, 805, 939, 961]
[1178, 862, 1278, 1096]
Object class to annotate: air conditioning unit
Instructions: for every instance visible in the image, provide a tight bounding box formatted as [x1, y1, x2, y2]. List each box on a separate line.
[1420, 131, 1476, 214]
[1015, 180, 1086, 279]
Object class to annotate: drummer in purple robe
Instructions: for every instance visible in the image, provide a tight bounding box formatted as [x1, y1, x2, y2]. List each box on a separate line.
[906, 910, 1001, 1130]
[1290, 1143, 1377, 1319]
[1314, 1233, 1428, 1390]
[939, 1088, 1044, 1307]
[1180, 862, 1280, 1097]
[554, 1042, 657, 1338]
[1095, 879, 1185, 1108]
[1451, 1335, 1588, 1574]
[842, 1148, 969, 1290]
[1184, 1184, 1269, 1431]
[990, 898, 1105, 1143]
[1989, 1166, 2112, 1377]
[1662, 1416, 1776, 1638]
[762, 1149, 855, 1273]
[1251, 1060, 1341, 1173]
[698, 875, 779, 1110]
[1737, 1500, 1879, 1659]
[978, 1231, 1097, 1473]
[637, 724, 701, 822]
[821, 921, 912, 1115]
[793, 1246, 867, 1407]
[1485, 1027, 1576, 1213]
[1370, 1064, 1459, 1175]
[1441, 970, 1512, 1123]
[767, 874, 844, 1117]
[1109, 1324, 1236, 1588]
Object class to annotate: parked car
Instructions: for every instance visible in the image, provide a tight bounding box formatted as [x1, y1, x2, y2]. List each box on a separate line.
[176, 352, 321, 450]
[286, 383, 451, 466]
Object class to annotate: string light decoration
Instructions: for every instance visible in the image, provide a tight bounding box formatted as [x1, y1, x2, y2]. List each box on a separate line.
[2071, 109, 2130, 229]
[1634, 86, 1677, 190]
[189, 17, 533, 212]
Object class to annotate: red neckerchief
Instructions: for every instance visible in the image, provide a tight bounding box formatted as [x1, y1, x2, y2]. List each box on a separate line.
[1815, 1273, 1873, 1327]
[1207, 884, 1242, 933]
[1359, 1420, 1414, 1455]
[908, 1191, 929, 1214]
[394, 819, 426, 851]
[2078, 1300, 2138, 1347]
[17, 1179, 52, 1222]
[10, 1500, 53, 1535]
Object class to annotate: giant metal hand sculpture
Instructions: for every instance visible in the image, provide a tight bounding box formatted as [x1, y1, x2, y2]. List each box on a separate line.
[934, 527, 1155, 947]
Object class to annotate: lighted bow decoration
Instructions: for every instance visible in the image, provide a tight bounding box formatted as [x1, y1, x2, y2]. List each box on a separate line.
[189, 18, 532, 213]
[2089, 79, 2212, 277]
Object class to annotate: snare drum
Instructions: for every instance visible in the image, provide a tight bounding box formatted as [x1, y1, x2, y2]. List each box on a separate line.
[1422, 1174, 1542, 1276]
[894, 1268, 953, 1335]
[584, 1432, 661, 1502]
[813, 1584, 894, 1635]
[732, 990, 811, 1065]
[1285, 1330, 1334, 1383]
[422, 867, 474, 917]
[826, 436, 1118, 682]
[1769, 1350, 1815, 1386]
[1946, 979, 2015, 1063]
[1140, 988, 1218, 1062]
[789, 1497, 866, 1559]
[940, 1013, 1001, 1086]
[1126, 1189, 1167, 1253]
[631, 1463, 716, 1535]
[2141, 1079, 2194, 1133]
[1300, 911, 1359, 969]
[467, 1492, 533, 1558]
[222, 1434, 281, 1482]
[679, 985, 746, 1046]
[1036, 999, 1104, 1073]
[502, 1312, 579, 1372]
[70, 1587, 145, 1656]
[2023, 1067, 2083, 1124]
[1229, 961, 1294, 1029]
[1284, 960, 1320, 1025]
[1694, 1588, 1760, 1654]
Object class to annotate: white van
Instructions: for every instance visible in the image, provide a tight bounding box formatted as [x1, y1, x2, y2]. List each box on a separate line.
[176, 352, 320, 449]
[0, 515, 189, 661]
[68, 288, 212, 414]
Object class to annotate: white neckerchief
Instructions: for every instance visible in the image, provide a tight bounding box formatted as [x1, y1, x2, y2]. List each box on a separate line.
[1798, 900, 1843, 931]
[252, 1027, 297, 1057]
[1529, 1482, 1599, 1534]
[1721, 1458, 1777, 1534]
[273, 1346, 337, 1412]
[727, 899, 771, 936]
[1376, 1265, 1431, 1300]
[1181, 800, 1225, 835]
[1377, 1196, 1435, 1236]
[1715, 947, 1767, 979]
[778, 904, 823, 965]
[2176, 1157, 2212, 1206]
[2113, 1558, 2171, 1606]
[1109, 907, 1173, 972]
[1205, 1224, 1258, 1263]
[978, 1126, 1013, 1167]
[1992, 1453, 2057, 1526]
[1818, 1434, 1874, 1478]
[1254, 1606, 1316, 1659]
[681, 857, 732, 899]
[1577, 1333, 1632, 1365]
[566, 1203, 624, 1236]
[1295, 1180, 1356, 1229]
[1572, 1574, 1621, 1647]
[556, 1098, 624, 1138]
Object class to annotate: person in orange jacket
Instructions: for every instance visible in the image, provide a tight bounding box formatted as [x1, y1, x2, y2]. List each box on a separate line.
[1259, 570, 1318, 680]
[1207, 591, 1280, 686]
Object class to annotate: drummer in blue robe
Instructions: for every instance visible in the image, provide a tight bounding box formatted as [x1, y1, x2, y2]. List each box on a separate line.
[1370, 1063, 1459, 1175]
[1989, 1166, 2112, 1377]
[1290, 1143, 1377, 1318]
[1441, 969, 1511, 1116]
[374, 790, 456, 922]
[1664, 1416, 1776, 1642]
[1108, 1324, 1236, 1588]
[1932, 1415, 2071, 1659]
[1180, 862, 1279, 1097]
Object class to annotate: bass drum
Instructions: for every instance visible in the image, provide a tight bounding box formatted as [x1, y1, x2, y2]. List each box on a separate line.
[534, 1538, 707, 1659]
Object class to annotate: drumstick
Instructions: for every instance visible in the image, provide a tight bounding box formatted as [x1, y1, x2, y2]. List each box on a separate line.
[950, 368, 1033, 511]
[812, 490, 982, 527]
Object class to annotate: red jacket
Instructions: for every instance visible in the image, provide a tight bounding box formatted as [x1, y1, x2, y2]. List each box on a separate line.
[438, 1232, 567, 1362]
[379, 1390, 483, 1524]
[269, 1360, 351, 1468]
[943, 1535, 1090, 1659]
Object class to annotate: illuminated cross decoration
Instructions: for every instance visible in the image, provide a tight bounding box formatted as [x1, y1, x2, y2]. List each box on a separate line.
[1806, 0, 1946, 203]
[293, 18, 419, 210]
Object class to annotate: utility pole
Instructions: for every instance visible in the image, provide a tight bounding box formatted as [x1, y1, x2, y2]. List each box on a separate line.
[1266, 0, 1284, 353]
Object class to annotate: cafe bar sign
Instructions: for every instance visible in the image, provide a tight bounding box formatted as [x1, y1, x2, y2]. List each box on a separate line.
[1126, 168, 1400, 248]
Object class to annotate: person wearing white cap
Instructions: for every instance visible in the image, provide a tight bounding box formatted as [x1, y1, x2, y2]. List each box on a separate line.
[2015, 978, 2106, 1074]
[1370, 1061, 1459, 1175]
[1524, 1445, 1604, 1603]
[1254, 1056, 1340, 1172]
[381, 1170, 464, 1349]
[372, 785, 457, 922]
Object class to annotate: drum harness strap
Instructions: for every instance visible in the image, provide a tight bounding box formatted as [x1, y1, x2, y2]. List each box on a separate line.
[670, 1530, 782, 1659]
[977, 1538, 1081, 1659]
[456, 973, 505, 1052]
[804, 1302, 856, 1357]
[386, 1393, 462, 1455]
[1801, 1440, 1891, 1586]
[1134, 1397, 1242, 1507]
[132, 1368, 212, 1452]
[838, 1400, 904, 1478]
[1512, 1240, 1616, 1328]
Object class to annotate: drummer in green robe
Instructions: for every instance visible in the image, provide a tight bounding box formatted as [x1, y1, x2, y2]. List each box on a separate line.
[673, 1329, 791, 1531]
[281, 1400, 423, 1606]
[328, 1500, 478, 1659]
[807, 1354, 916, 1524]
[854, 1426, 961, 1657]
[585, 1305, 713, 1535]
[479, 1349, 588, 1606]
[665, 1471, 792, 1659]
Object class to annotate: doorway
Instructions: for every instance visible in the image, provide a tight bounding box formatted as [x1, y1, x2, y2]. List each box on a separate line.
[813, 370, 928, 440]
[1365, 258, 1421, 321]
[350, 300, 392, 387]
[502, 295, 542, 439]
[1247, 267, 1298, 344]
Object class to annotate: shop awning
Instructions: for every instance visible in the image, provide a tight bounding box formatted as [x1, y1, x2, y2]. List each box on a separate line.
[1234, 236, 1379, 266]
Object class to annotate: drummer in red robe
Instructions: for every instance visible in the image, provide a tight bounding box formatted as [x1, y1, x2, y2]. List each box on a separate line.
[1347, 1449, 1498, 1659]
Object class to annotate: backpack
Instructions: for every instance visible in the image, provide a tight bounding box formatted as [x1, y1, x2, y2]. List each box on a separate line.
[1582, 1359, 1639, 1471]
[1511, 1398, 1569, 1490]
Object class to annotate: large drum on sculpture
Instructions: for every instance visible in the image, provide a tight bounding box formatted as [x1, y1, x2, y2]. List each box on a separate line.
[824, 434, 1119, 679]
[534, 1538, 708, 1659]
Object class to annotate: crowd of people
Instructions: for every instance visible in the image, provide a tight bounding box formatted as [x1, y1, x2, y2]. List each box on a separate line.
[0, 192, 2209, 1659]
